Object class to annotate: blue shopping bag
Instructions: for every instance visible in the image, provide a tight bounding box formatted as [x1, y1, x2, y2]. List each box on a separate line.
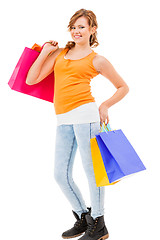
[96, 123, 146, 183]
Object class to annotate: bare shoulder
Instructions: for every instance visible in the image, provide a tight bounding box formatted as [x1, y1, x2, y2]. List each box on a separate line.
[49, 47, 65, 59]
[93, 54, 111, 74]
[56, 47, 65, 54]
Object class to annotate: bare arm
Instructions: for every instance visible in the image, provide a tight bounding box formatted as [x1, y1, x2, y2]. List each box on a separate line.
[93, 55, 129, 123]
[26, 41, 63, 85]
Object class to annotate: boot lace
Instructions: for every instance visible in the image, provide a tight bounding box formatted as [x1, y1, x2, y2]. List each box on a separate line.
[86, 217, 98, 236]
[74, 214, 85, 228]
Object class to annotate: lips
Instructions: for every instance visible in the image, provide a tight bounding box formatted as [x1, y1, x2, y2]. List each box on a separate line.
[74, 35, 82, 38]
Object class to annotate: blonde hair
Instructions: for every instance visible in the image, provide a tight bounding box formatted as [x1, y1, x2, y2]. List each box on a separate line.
[65, 8, 99, 50]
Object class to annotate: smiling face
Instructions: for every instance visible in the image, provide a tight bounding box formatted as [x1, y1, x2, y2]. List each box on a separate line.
[70, 16, 96, 46]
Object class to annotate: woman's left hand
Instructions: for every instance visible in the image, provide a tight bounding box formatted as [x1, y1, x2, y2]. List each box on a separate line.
[98, 103, 109, 125]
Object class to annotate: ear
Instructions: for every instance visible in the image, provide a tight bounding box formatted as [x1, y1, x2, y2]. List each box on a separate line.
[91, 26, 97, 34]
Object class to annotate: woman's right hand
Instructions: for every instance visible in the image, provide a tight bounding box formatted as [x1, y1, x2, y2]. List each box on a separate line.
[41, 40, 59, 55]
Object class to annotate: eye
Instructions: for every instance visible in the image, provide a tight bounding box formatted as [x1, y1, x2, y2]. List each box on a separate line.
[70, 26, 84, 29]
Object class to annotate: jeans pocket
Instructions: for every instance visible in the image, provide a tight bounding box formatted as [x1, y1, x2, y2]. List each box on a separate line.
[90, 121, 101, 139]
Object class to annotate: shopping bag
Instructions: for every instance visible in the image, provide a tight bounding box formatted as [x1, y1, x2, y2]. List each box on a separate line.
[96, 122, 146, 183]
[8, 43, 54, 103]
[90, 122, 119, 187]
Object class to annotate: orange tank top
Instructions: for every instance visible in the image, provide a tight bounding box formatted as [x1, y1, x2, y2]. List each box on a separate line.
[53, 47, 99, 115]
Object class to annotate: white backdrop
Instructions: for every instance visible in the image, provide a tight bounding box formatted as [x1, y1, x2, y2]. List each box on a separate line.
[1, 1, 160, 240]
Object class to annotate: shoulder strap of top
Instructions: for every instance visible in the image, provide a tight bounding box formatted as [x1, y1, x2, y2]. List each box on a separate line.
[56, 48, 69, 59]
[87, 49, 98, 61]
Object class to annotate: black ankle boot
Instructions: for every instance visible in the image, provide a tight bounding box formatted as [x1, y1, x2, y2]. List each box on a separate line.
[62, 207, 91, 239]
[78, 215, 109, 240]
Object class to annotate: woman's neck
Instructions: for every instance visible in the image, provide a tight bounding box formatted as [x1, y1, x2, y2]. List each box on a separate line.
[72, 43, 91, 52]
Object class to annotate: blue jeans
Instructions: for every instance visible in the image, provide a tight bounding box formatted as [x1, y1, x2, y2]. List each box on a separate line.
[53, 121, 105, 219]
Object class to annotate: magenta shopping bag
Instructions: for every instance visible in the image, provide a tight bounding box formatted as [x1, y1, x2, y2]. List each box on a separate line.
[96, 123, 146, 183]
[8, 44, 54, 103]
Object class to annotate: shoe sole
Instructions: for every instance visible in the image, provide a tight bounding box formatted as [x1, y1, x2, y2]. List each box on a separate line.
[98, 233, 109, 240]
[62, 233, 109, 239]
[62, 232, 85, 239]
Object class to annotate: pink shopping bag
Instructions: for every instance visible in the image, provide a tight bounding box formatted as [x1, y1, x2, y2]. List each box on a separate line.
[8, 43, 55, 103]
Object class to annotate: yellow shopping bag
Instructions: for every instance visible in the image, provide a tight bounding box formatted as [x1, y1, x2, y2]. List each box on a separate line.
[90, 122, 119, 187]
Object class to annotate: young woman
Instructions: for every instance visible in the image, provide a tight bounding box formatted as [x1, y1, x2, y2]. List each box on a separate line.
[26, 8, 129, 240]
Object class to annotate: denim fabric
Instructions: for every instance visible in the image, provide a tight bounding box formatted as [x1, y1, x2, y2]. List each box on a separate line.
[53, 121, 105, 219]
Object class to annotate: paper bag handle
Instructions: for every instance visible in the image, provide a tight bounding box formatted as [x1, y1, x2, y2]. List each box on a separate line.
[100, 122, 112, 132]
